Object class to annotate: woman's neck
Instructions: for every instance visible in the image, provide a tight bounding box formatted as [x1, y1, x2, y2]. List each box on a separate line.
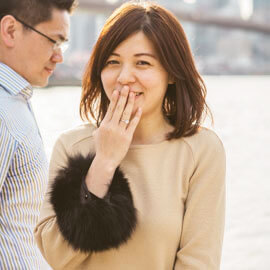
[132, 115, 173, 145]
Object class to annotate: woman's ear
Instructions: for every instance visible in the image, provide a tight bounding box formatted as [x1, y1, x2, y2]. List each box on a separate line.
[168, 75, 175, 85]
[0, 15, 18, 48]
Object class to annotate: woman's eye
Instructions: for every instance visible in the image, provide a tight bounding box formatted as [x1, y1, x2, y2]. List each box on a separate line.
[137, 60, 150, 66]
[106, 60, 119, 65]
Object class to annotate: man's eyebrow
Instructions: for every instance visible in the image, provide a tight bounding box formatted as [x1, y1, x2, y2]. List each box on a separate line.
[56, 34, 68, 42]
[110, 52, 156, 58]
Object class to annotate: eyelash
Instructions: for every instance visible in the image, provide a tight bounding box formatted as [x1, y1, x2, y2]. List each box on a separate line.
[137, 60, 150, 66]
[106, 60, 151, 66]
[106, 60, 119, 65]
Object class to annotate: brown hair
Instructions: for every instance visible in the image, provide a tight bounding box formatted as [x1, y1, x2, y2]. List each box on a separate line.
[0, 0, 77, 26]
[81, 1, 212, 139]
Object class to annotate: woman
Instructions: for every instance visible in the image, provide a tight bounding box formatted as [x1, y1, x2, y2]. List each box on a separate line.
[35, 2, 226, 269]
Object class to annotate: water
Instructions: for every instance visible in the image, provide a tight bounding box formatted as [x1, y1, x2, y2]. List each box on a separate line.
[32, 76, 270, 270]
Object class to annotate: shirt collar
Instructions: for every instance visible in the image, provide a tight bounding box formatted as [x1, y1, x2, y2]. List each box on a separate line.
[0, 62, 33, 100]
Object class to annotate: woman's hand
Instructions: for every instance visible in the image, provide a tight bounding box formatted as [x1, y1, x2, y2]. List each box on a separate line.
[95, 85, 142, 168]
[85, 85, 143, 198]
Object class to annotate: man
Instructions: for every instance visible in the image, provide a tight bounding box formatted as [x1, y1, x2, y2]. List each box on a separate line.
[0, 0, 77, 268]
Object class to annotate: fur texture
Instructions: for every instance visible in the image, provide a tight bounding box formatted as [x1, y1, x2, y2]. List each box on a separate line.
[50, 153, 137, 253]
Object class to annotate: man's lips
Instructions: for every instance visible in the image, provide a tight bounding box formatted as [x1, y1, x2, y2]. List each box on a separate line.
[45, 67, 54, 74]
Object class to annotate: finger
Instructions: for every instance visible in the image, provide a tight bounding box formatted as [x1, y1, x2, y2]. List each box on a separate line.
[102, 89, 119, 123]
[119, 91, 135, 127]
[111, 86, 129, 124]
[127, 107, 142, 135]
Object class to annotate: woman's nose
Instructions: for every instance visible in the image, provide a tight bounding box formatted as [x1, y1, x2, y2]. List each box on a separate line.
[117, 65, 136, 85]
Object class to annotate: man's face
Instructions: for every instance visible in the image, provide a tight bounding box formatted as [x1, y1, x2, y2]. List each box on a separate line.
[14, 8, 70, 87]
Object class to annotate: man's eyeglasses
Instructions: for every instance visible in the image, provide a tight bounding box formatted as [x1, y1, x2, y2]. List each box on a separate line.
[13, 16, 69, 53]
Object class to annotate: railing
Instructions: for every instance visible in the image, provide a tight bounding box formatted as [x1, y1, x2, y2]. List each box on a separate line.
[78, 0, 270, 34]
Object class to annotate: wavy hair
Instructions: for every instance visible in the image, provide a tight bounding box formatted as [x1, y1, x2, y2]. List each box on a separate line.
[80, 1, 212, 139]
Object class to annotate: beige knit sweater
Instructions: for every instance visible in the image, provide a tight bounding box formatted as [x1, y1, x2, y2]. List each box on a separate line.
[34, 123, 226, 270]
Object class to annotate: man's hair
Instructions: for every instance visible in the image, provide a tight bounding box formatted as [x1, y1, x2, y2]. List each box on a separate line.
[80, 1, 212, 139]
[0, 0, 78, 26]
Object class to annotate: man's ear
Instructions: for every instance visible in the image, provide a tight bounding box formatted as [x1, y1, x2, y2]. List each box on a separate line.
[0, 15, 18, 48]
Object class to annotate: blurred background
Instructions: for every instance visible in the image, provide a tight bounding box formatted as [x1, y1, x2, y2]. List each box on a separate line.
[33, 0, 270, 269]
[49, 0, 270, 85]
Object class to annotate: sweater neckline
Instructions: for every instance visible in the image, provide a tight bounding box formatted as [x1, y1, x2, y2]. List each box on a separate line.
[129, 139, 171, 150]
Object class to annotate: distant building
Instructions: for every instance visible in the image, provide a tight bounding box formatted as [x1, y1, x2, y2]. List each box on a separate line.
[50, 0, 270, 85]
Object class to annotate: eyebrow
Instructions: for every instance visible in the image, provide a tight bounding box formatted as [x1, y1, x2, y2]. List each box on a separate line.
[111, 52, 156, 59]
[54, 34, 68, 42]
[59, 35, 68, 42]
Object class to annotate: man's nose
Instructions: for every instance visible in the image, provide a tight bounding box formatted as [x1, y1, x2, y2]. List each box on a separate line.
[117, 65, 136, 85]
[51, 49, 63, 63]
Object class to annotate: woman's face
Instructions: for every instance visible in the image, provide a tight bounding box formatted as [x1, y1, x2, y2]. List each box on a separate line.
[101, 31, 171, 119]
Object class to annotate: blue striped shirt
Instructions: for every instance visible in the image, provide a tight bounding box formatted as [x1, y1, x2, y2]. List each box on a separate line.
[0, 63, 48, 269]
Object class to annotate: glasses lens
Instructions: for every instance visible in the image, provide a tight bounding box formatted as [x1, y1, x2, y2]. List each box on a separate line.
[60, 42, 69, 53]
[53, 41, 69, 53]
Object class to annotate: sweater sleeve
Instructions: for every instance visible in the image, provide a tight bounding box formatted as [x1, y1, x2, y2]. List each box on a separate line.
[174, 130, 226, 270]
[34, 135, 137, 269]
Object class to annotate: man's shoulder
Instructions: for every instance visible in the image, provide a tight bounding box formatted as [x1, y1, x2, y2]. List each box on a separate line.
[0, 93, 35, 143]
[0, 108, 17, 140]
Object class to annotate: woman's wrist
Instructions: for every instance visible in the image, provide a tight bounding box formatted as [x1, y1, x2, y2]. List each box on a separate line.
[85, 156, 117, 198]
